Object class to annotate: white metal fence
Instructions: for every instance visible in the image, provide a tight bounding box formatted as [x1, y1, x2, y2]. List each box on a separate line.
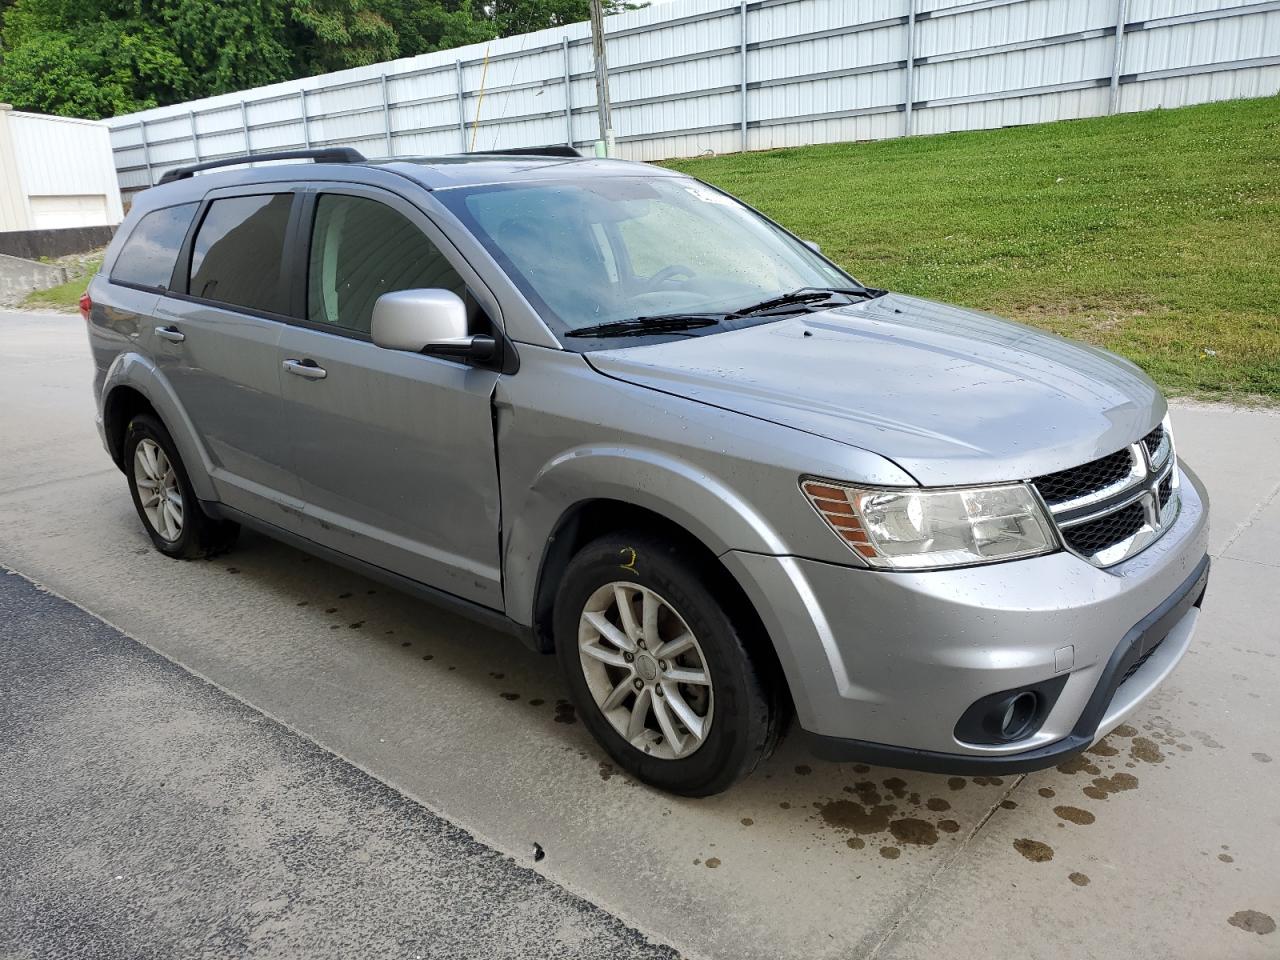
[105, 0, 1280, 200]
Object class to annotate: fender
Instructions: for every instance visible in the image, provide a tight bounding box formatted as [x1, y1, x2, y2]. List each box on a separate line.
[501, 443, 790, 628]
[100, 350, 219, 502]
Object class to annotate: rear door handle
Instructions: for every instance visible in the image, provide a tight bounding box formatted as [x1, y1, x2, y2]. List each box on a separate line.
[155, 325, 185, 343]
[283, 358, 327, 380]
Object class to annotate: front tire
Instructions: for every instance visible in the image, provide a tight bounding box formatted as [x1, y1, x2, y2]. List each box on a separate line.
[123, 413, 238, 559]
[554, 532, 781, 796]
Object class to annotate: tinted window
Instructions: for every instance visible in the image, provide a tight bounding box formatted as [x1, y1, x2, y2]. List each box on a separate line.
[110, 203, 197, 290]
[189, 194, 293, 315]
[308, 194, 465, 335]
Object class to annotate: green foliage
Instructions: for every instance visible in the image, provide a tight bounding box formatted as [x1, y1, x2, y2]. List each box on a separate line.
[667, 96, 1280, 402]
[0, 0, 644, 118]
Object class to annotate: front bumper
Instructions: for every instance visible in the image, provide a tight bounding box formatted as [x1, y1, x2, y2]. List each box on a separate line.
[721, 463, 1210, 771]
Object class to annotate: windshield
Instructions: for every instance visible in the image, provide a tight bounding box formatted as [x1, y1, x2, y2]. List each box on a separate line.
[436, 176, 856, 341]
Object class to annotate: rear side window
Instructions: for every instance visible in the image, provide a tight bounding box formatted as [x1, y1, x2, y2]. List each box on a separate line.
[189, 194, 294, 315]
[307, 193, 465, 335]
[110, 203, 197, 290]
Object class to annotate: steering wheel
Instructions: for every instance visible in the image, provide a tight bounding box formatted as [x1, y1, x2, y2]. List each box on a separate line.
[644, 264, 696, 290]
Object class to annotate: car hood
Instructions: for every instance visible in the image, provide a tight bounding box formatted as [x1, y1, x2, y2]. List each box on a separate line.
[586, 293, 1164, 486]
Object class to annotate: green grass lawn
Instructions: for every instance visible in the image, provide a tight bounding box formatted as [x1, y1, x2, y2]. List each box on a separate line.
[21, 257, 102, 312]
[667, 96, 1280, 402]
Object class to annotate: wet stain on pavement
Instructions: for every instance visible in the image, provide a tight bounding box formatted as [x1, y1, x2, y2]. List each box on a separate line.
[1068, 872, 1090, 886]
[1053, 805, 1095, 826]
[528, 698, 545, 707]
[1252, 752, 1272, 763]
[740, 817, 753, 827]
[794, 765, 812, 776]
[1057, 755, 1101, 776]
[1228, 911, 1276, 935]
[1082, 772, 1139, 801]
[947, 777, 966, 791]
[1111, 723, 1138, 738]
[1000, 799, 1018, 810]
[879, 846, 900, 860]
[1219, 853, 1234, 863]
[1130, 737, 1165, 764]
[1013, 838, 1054, 862]
[705, 857, 721, 869]
[925, 798, 950, 812]
[817, 799, 895, 835]
[938, 819, 960, 833]
[553, 701, 576, 724]
[888, 818, 938, 846]
[500, 692, 520, 701]
[598, 762, 616, 782]
[1038, 787, 1056, 798]
[846, 837, 865, 850]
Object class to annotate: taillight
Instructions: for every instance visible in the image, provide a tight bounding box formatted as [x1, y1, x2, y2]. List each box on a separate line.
[79, 291, 92, 322]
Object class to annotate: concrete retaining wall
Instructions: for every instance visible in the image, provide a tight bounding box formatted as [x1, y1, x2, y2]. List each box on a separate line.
[0, 254, 68, 303]
[0, 225, 116, 261]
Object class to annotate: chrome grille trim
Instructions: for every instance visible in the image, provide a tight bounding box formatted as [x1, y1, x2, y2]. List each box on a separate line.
[1031, 423, 1178, 568]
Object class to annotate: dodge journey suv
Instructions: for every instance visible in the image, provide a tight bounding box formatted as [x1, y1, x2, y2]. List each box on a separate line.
[86, 146, 1209, 796]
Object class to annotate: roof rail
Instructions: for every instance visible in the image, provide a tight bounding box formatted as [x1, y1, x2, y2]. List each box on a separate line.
[468, 146, 584, 159]
[157, 147, 366, 185]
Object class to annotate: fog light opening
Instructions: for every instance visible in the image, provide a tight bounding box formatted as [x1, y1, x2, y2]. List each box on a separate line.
[1000, 691, 1039, 740]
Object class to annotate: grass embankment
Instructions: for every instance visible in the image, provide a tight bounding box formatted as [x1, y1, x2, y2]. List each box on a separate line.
[21, 256, 103, 311]
[667, 96, 1280, 401]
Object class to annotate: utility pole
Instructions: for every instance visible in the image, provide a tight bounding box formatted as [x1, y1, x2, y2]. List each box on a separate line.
[589, 0, 615, 157]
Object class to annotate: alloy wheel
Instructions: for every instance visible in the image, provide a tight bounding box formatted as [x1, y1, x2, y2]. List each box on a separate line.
[133, 438, 183, 542]
[578, 582, 714, 760]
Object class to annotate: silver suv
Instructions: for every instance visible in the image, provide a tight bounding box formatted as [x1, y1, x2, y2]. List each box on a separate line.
[86, 147, 1210, 795]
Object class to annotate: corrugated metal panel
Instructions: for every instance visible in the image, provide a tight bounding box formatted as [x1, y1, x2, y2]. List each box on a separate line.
[7, 111, 123, 225]
[104, 0, 1280, 198]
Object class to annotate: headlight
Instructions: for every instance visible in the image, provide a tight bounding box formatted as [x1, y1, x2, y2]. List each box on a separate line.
[801, 478, 1058, 570]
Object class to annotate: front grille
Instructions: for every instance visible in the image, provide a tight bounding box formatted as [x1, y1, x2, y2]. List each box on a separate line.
[1060, 500, 1146, 556]
[1120, 635, 1165, 685]
[1142, 424, 1164, 459]
[1033, 447, 1134, 505]
[1158, 474, 1173, 508]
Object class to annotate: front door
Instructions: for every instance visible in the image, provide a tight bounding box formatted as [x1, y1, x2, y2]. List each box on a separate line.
[277, 187, 504, 608]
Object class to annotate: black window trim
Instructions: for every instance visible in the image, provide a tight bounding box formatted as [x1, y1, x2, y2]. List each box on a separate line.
[106, 200, 202, 295]
[165, 183, 304, 326]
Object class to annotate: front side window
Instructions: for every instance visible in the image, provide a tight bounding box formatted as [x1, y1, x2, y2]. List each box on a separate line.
[189, 193, 293, 315]
[436, 176, 852, 341]
[110, 203, 198, 290]
[307, 194, 465, 335]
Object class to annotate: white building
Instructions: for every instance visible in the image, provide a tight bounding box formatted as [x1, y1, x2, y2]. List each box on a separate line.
[0, 105, 125, 233]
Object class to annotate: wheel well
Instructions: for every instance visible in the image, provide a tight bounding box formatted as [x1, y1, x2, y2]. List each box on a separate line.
[531, 500, 790, 705]
[103, 386, 156, 469]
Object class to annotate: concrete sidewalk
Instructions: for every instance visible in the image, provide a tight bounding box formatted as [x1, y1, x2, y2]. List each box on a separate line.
[1, 309, 1277, 959]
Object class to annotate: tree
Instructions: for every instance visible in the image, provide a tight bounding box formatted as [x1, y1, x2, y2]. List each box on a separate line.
[479, 0, 640, 37]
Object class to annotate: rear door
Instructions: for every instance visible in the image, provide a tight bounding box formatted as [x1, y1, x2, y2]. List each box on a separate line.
[276, 185, 504, 607]
[152, 186, 304, 523]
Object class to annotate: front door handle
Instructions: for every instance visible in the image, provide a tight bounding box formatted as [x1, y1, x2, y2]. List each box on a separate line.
[283, 358, 327, 380]
[155, 325, 185, 343]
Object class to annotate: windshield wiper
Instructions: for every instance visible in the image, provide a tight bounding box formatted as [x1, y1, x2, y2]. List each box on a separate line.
[730, 286, 885, 319]
[565, 314, 723, 338]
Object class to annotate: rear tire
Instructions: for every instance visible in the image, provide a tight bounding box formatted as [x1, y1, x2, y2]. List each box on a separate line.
[123, 413, 238, 559]
[554, 531, 781, 796]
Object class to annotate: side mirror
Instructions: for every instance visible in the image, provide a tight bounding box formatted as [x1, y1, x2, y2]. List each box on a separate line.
[804, 240, 822, 254]
[370, 289, 495, 362]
